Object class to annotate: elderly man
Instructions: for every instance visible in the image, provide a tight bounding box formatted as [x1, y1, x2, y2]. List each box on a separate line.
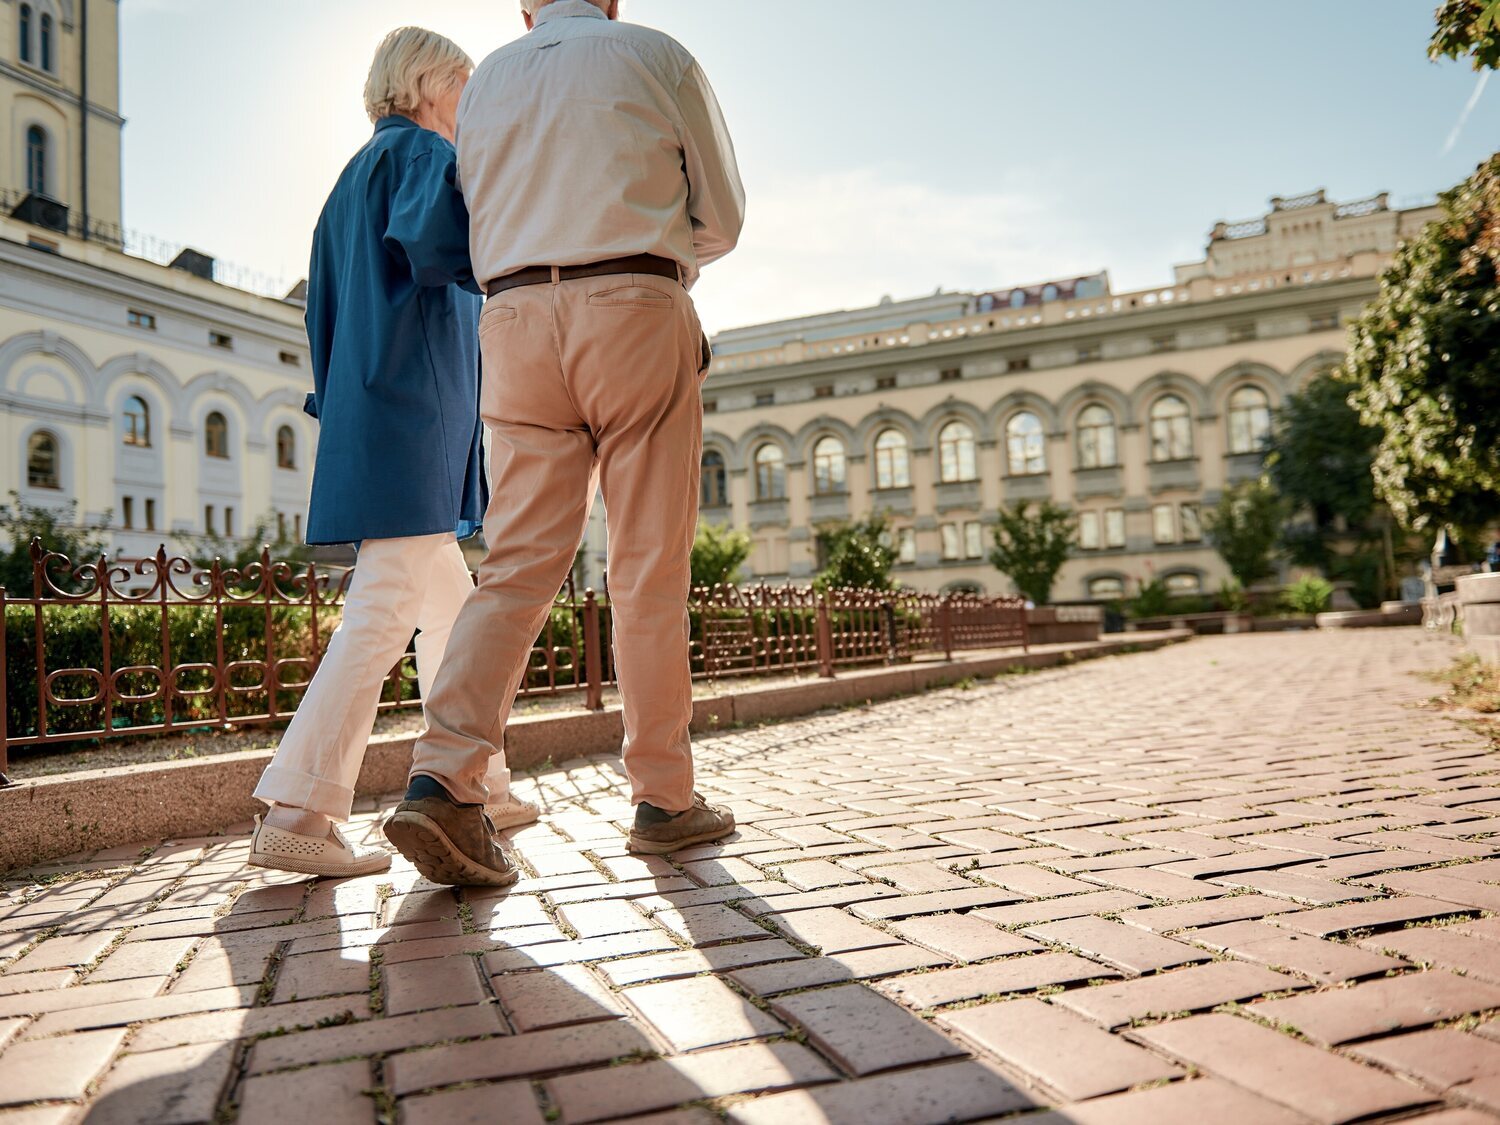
[383, 0, 745, 884]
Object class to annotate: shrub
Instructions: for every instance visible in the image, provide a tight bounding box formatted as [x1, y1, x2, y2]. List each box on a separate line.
[1282, 576, 1334, 615]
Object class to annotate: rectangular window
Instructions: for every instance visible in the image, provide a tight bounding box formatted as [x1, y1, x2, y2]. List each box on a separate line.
[205, 505, 215, 535]
[1104, 508, 1125, 548]
[1153, 503, 1177, 545]
[814, 384, 834, 398]
[1150, 334, 1177, 353]
[754, 391, 774, 407]
[1180, 502, 1203, 543]
[127, 310, 157, 330]
[28, 236, 59, 254]
[224, 507, 235, 537]
[145, 498, 156, 531]
[1079, 511, 1101, 550]
[940, 523, 961, 561]
[277, 512, 287, 541]
[1077, 343, 1101, 364]
[1006, 356, 1031, 373]
[964, 521, 985, 560]
[876, 375, 897, 391]
[1309, 311, 1340, 332]
[210, 331, 233, 350]
[702, 399, 718, 414]
[279, 351, 301, 366]
[1228, 322, 1256, 343]
[121, 496, 134, 529]
[939, 368, 962, 383]
[896, 527, 917, 564]
[294, 513, 302, 540]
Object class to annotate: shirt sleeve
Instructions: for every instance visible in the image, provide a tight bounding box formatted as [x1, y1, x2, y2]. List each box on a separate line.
[383, 149, 481, 293]
[676, 59, 746, 274]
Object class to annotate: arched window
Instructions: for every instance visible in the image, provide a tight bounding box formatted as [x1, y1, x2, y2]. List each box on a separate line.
[26, 430, 59, 488]
[276, 425, 297, 469]
[1227, 385, 1272, 454]
[700, 449, 727, 508]
[1149, 394, 1193, 462]
[811, 436, 846, 495]
[122, 395, 150, 447]
[1008, 290, 1026, 309]
[18, 4, 32, 64]
[1165, 572, 1202, 596]
[1088, 576, 1125, 600]
[753, 444, 785, 501]
[1076, 404, 1117, 469]
[1005, 411, 1047, 476]
[39, 12, 52, 71]
[26, 126, 46, 196]
[937, 421, 977, 483]
[873, 429, 911, 490]
[204, 411, 230, 459]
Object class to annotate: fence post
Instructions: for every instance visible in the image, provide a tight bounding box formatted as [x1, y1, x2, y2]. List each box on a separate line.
[815, 593, 835, 679]
[940, 598, 955, 662]
[583, 589, 604, 712]
[0, 583, 9, 787]
[1019, 600, 1031, 654]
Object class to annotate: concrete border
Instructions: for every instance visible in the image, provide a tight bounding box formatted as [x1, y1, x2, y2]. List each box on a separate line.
[0, 632, 1189, 871]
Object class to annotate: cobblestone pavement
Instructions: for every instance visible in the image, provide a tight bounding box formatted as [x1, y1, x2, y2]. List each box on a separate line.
[4, 630, 1500, 1124]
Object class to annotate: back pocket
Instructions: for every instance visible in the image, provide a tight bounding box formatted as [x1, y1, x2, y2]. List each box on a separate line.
[587, 284, 675, 310]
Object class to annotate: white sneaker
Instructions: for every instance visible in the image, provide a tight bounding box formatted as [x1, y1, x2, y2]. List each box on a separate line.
[247, 815, 392, 877]
[486, 793, 541, 831]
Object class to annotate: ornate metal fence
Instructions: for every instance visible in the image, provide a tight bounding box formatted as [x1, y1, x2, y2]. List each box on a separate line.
[1, 540, 1027, 780]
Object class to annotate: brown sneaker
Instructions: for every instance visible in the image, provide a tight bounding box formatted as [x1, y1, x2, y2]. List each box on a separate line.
[627, 792, 736, 855]
[384, 797, 519, 887]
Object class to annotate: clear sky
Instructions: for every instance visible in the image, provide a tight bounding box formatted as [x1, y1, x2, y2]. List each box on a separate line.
[119, 0, 1496, 334]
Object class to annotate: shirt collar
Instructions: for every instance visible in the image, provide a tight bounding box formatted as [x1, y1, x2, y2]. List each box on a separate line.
[533, 0, 607, 27]
[374, 114, 419, 134]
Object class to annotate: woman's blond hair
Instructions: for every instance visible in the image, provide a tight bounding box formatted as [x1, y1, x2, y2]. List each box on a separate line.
[363, 27, 473, 125]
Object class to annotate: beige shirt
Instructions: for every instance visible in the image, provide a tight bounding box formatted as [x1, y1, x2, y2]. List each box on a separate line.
[455, 0, 745, 290]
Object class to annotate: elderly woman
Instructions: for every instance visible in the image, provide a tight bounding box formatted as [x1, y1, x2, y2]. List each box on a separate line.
[247, 27, 536, 877]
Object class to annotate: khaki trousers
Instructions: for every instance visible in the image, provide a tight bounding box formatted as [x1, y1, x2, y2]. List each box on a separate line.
[409, 272, 704, 812]
[253, 534, 511, 820]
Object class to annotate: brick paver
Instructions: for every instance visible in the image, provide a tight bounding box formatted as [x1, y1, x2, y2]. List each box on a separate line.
[2, 630, 1498, 1122]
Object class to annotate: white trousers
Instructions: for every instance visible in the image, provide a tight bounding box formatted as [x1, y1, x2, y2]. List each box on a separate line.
[252, 533, 511, 820]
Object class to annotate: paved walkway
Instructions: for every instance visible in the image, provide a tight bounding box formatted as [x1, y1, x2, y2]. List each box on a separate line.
[3, 629, 1499, 1125]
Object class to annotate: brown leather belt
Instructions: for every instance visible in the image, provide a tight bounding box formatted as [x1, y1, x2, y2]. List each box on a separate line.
[484, 253, 680, 298]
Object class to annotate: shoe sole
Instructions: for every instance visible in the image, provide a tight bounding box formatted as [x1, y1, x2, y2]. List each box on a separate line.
[384, 811, 521, 888]
[625, 823, 736, 856]
[247, 851, 391, 878]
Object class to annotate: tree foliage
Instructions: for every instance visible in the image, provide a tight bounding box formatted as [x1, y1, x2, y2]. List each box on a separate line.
[690, 522, 752, 591]
[1431, 0, 1500, 69]
[987, 501, 1076, 605]
[814, 513, 896, 592]
[0, 492, 110, 597]
[1344, 154, 1500, 535]
[1265, 372, 1381, 532]
[1204, 479, 1286, 587]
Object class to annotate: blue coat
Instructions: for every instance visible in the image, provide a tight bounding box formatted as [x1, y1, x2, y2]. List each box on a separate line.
[302, 115, 486, 546]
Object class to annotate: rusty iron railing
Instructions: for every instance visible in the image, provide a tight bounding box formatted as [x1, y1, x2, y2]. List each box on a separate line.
[1, 540, 1027, 778]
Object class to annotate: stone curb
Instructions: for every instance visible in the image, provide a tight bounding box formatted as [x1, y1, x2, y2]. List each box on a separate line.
[0, 632, 1189, 871]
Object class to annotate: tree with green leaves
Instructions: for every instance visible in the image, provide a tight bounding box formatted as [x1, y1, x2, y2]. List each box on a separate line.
[690, 522, 752, 590]
[988, 501, 1076, 605]
[1204, 478, 1287, 587]
[1431, 0, 1500, 69]
[0, 492, 110, 596]
[814, 513, 897, 592]
[1343, 154, 1500, 540]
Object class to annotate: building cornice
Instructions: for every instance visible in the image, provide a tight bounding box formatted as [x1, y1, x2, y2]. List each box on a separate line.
[0, 62, 125, 124]
[0, 236, 307, 355]
[707, 277, 1373, 391]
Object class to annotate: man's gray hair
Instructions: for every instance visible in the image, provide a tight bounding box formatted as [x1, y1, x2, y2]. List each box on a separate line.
[520, 0, 607, 13]
[363, 26, 473, 125]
